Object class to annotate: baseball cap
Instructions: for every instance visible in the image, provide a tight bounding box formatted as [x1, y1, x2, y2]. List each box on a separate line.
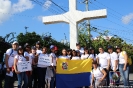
[31, 46, 36, 50]
[18, 46, 23, 50]
[50, 45, 54, 49]
[115, 46, 121, 49]
[36, 41, 40, 45]
[89, 47, 94, 50]
[24, 43, 30, 48]
[54, 46, 58, 50]
[107, 46, 113, 49]
[12, 41, 18, 45]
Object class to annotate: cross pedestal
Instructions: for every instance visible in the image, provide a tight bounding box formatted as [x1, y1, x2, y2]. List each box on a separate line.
[43, 0, 107, 49]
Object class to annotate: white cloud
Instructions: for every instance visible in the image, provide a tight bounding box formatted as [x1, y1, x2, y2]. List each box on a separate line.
[12, 0, 34, 13]
[43, 0, 52, 10]
[37, 15, 43, 21]
[0, 0, 34, 24]
[122, 13, 133, 24]
[0, 0, 12, 24]
[32, 15, 43, 22]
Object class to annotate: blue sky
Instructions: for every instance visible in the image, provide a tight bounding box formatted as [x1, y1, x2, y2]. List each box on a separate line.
[0, 0, 133, 44]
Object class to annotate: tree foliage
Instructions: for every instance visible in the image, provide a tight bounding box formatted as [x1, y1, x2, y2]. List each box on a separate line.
[78, 25, 133, 57]
[17, 32, 69, 54]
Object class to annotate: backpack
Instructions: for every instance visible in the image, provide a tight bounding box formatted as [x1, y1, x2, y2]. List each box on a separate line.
[0, 49, 13, 71]
[122, 51, 132, 65]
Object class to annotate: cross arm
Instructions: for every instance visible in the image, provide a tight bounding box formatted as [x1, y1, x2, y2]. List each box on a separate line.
[43, 14, 69, 24]
[77, 9, 107, 23]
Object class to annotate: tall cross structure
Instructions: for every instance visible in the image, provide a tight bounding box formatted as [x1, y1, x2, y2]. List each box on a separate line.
[43, 0, 107, 49]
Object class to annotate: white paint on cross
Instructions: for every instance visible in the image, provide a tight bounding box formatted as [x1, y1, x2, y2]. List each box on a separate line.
[43, 0, 107, 49]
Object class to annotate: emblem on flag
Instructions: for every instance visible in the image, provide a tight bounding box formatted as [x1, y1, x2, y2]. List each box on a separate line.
[62, 62, 68, 70]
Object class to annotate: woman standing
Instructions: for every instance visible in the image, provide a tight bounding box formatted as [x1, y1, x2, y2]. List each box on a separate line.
[89, 47, 97, 61]
[49, 45, 56, 88]
[81, 47, 90, 60]
[71, 50, 80, 60]
[29, 46, 38, 88]
[24, 43, 32, 88]
[67, 49, 72, 59]
[116, 46, 129, 86]
[59, 49, 70, 59]
[90, 61, 107, 88]
[14, 46, 28, 88]
[36, 47, 49, 88]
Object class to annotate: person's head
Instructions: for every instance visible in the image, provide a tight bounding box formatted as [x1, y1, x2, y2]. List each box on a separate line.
[89, 47, 95, 54]
[76, 50, 81, 57]
[31, 46, 36, 54]
[17, 46, 23, 55]
[92, 61, 98, 69]
[50, 45, 55, 53]
[12, 41, 19, 50]
[67, 49, 72, 55]
[24, 43, 31, 52]
[116, 46, 122, 53]
[42, 47, 47, 54]
[99, 46, 104, 53]
[62, 48, 67, 56]
[84, 47, 89, 54]
[72, 50, 77, 56]
[36, 41, 41, 49]
[107, 46, 113, 53]
[76, 43, 80, 50]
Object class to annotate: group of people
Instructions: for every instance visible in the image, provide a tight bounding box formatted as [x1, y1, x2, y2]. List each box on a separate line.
[0, 41, 130, 88]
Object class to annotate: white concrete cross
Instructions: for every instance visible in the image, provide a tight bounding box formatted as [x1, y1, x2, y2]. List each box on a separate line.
[43, 0, 107, 49]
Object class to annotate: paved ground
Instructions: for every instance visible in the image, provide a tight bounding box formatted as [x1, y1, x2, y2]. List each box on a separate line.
[13, 73, 133, 88]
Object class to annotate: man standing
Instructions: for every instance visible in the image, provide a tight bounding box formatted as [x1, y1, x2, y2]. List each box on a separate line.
[107, 46, 118, 72]
[97, 46, 111, 86]
[4, 41, 19, 88]
[75, 43, 84, 55]
[108, 46, 119, 86]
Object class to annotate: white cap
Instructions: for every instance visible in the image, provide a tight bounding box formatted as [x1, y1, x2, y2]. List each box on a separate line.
[50, 45, 54, 49]
[12, 41, 18, 45]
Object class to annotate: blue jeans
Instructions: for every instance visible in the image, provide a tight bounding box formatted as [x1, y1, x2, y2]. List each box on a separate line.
[17, 72, 28, 88]
[119, 64, 129, 86]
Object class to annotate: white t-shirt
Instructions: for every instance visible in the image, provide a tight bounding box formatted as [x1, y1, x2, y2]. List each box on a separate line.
[67, 55, 71, 59]
[15, 55, 26, 62]
[71, 56, 80, 60]
[89, 54, 98, 61]
[92, 67, 103, 79]
[58, 56, 70, 59]
[36, 50, 42, 54]
[76, 48, 84, 55]
[81, 54, 91, 60]
[118, 51, 126, 64]
[110, 52, 118, 70]
[37, 53, 49, 68]
[6, 49, 18, 68]
[97, 52, 110, 68]
[29, 53, 35, 60]
[50, 53, 56, 66]
[24, 52, 32, 64]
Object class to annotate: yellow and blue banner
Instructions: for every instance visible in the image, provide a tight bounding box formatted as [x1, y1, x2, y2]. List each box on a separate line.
[56, 59, 92, 88]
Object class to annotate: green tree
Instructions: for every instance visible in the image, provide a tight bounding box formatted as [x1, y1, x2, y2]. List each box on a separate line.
[17, 32, 42, 46]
